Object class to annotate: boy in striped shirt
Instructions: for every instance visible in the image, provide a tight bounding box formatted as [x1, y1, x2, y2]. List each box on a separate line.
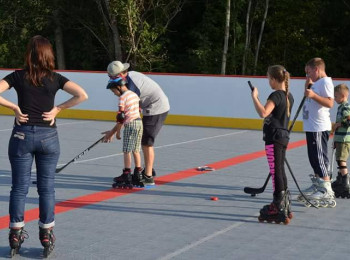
[103, 77, 143, 188]
[332, 83, 350, 198]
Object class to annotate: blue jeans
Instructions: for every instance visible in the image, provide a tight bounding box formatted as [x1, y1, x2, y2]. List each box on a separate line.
[8, 125, 60, 228]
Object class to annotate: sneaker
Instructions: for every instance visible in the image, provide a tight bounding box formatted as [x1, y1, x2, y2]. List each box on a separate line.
[142, 175, 155, 186]
[142, 168, 156, 177]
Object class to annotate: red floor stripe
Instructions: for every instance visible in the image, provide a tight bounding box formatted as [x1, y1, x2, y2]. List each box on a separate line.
[0, 138, 307, 230]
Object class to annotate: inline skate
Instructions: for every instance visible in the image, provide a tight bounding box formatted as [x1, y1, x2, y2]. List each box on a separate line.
[258, 190, 291, 224]
[303, 179, 336, 208]
[9, 227, 28, 257]
[332, 172, 350, 198]
[297, 174, 320, 202]
[112, 168, 133, 189]
[39, 227, 55, 258]
[132, 167, 145, 187]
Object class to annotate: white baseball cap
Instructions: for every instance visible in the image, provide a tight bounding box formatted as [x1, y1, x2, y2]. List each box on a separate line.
[107, 61, 130, 76]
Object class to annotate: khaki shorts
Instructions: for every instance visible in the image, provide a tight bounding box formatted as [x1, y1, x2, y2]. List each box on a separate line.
[335, 142, 350, 162]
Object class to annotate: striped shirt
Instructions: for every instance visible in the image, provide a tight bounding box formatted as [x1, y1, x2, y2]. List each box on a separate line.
[119, 90, 141, 124]
[334, 101, 350, 143]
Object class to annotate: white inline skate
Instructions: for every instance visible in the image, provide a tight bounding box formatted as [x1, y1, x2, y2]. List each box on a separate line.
[297, 174, 320, 202]
[303, 179, 336, 208]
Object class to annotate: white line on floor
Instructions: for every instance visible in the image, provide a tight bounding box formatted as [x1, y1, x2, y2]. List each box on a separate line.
[66, 130, 248, 165]
[157, 216, 256, 260]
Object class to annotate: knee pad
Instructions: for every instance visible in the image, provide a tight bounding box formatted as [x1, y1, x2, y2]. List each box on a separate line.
[337, 161, 347, 170]
[338, 166, 347, 170]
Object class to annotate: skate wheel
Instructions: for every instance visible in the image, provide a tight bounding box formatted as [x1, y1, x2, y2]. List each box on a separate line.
[10, 248, 18, 257]
[288, 212, 293, 219]
[304, 202, 311, 207]
[43, 248, 49, 258]
[328, 200, 336, 208]
[310, 200, 319, 207]
[258, 216, 264, 223]
[43, 246, 54, 258]
[283, 218, 291, 225]
[319, 201, 327, 207]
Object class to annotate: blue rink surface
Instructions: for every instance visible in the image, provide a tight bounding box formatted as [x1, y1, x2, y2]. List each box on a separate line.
[0, 115, 350, 260]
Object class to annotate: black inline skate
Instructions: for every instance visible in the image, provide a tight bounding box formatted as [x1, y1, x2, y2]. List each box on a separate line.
[39, 227, 55, 258]
[9, 227, 28, 257]
[112, 168, 133, 189]
[258, 190, 291, 225]
[332, 172, 350, 198]
[132, 167, 145, 187]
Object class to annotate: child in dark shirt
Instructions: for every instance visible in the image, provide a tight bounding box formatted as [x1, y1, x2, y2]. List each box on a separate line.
[250, 65, 294, 224]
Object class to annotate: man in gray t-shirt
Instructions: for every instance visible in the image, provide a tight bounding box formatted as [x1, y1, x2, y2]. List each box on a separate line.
[107, 61, 170, 186]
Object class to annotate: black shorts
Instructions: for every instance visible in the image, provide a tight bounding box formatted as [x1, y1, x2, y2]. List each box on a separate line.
[142, 111, 168, 146]
[141, 112, 168, 146]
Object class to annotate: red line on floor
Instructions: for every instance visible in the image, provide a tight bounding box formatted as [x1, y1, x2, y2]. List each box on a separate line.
[0, 138, 307, 230]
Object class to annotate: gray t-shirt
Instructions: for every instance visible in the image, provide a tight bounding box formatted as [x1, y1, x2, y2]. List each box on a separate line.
[126, 71, 170, 116]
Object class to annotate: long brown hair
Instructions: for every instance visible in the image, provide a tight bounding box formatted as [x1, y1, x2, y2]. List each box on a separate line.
[25, 35, 55, 86]
[267, 65, 291, 117]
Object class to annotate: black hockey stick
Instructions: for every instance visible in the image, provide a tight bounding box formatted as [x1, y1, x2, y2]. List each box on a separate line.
[329, 141, 336, 179]
[284, 158, 318, 208]
[244, 82, 312, 196]
[244, 80, 270, 196]
[55, 136, 104, 173]
[244, 173, 271, 196]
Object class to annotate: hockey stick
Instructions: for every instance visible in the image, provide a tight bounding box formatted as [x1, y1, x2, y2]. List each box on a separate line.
[284, 158, 318, 208]
[55, 136, 104, 173]
[244, 82, 312, 196]
[244, 173, 271, 196]
[329, 141, 336, 179]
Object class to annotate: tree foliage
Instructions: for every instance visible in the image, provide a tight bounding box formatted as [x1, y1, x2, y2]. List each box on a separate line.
[0, 0, 349, 77]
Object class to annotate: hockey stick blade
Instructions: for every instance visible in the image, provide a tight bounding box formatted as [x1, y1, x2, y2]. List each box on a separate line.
[55, 136, 104, 173]
[244, 173, 271, 196]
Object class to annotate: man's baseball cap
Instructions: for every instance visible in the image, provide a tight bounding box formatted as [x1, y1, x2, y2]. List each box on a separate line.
[107, 61, 130, 77]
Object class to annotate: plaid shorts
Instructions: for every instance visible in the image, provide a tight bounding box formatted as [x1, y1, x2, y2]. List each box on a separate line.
[123, 119, 143, 153]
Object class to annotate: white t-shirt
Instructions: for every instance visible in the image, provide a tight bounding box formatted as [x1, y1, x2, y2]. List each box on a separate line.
[302, 77, 334, 132]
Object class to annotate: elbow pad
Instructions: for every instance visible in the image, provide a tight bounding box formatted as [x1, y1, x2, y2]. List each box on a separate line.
[116, 111, 125, 123]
